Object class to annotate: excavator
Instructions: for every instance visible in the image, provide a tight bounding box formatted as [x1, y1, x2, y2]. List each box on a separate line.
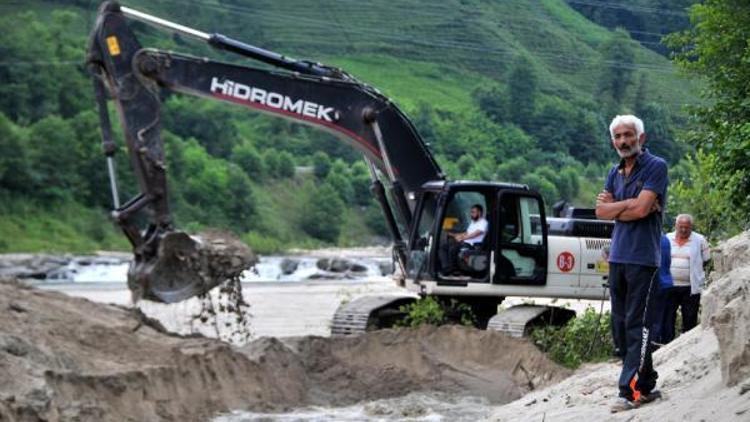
[86, 2, 613, 337]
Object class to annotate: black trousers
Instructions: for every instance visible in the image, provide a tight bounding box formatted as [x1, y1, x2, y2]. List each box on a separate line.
[438, 237, 472, 273]
[663, 286, 700, 343]
[609, 263, 659, 400]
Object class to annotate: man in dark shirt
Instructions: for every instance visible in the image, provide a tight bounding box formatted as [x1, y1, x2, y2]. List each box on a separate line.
[596, 114, 668, 412]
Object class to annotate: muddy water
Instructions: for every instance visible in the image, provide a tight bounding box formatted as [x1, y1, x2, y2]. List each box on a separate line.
[215, 393, 492, 421]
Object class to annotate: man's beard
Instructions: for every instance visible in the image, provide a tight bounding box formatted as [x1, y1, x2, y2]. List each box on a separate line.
[471, 216, 479, 221]
[616, 143, 641, 158]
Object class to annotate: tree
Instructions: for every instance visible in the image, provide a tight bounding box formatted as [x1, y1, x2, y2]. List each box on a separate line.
[665, 0, 750, 232]
[456, 154, 475, 176]
[349, 161, 372, 206]
[521, 173, 559, 205]
[300, 182, 344, 242]
[28, 115, 86, 201]
[163, 97, 239, 158]
[231, 141, 266, 180]
[507, 55, 539, 130]
[637, 102, 684, 163]
[225, 165, 257, 232]
[262, 149, 281, 179]
[0, 113, 32, 194]
[472, 84, 508, 125]
[0, 11, 90, 122]
[669, 151, 745, 239]
[276, 151, 296, 178]
[312, 151, 331, 179]
[324, 170, 354, 203]
[558, 168, 581, 201]
[411, 103, 438, 148]
[496, 156, 529, 181]
[597, 29, 638, 117]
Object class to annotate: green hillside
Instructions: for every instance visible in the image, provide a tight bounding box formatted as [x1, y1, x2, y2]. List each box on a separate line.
[0, 0, 701, 253]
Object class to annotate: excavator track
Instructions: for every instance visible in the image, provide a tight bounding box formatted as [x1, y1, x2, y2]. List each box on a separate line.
[331, 295, 416, 336]
[487, 304, 576, 337]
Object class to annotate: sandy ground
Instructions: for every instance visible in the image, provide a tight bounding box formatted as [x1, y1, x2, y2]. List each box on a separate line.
[0, 280, 568, 421]
[490, 326, 749, 421]
[489, 230, 750, 421]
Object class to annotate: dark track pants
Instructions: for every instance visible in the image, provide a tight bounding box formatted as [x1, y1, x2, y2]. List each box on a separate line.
[609, 263, 659, 400]
[650, 285, 673, 347]
[664, 286, 700, 343]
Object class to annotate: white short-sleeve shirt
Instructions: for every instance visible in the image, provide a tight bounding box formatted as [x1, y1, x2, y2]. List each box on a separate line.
[465, 218, 488, 245]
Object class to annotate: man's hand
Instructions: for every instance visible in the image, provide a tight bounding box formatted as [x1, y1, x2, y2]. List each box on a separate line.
[595, 190, 631, 220]
[614, 190, 660, 221]
[596, 190, 614, 205]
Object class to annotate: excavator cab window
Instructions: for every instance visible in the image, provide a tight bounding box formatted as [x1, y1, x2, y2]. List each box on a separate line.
[436, 190, 491, 280]
[406, 192, 438, 278]
[493, 190, 548, 285]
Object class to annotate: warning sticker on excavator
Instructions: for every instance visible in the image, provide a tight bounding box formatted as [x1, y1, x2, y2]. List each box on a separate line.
[596, 260, 609, 273]
[106, 36, 121, 56]
[556, 252, 575, 272]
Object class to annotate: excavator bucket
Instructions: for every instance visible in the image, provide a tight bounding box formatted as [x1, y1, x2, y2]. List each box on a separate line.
[128, 230, 257, 303]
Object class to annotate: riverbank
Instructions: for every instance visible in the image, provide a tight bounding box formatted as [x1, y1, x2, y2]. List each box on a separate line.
[0, 279, 568, 421]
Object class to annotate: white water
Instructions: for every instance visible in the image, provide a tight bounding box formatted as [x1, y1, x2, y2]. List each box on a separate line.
[242, 255, 389, 282]
[40, 254, 391, 284]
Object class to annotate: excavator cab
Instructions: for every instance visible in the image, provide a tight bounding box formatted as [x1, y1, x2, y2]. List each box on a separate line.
[407, 182, 548, 286]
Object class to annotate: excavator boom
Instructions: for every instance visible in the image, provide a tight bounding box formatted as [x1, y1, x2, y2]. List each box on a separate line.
[86, 2, 443, 302]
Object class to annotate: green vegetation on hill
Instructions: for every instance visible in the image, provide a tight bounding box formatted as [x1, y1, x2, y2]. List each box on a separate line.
[565, 0, 695, 55]
[0, 0, 704, 252]
[664, 0, 750, 238]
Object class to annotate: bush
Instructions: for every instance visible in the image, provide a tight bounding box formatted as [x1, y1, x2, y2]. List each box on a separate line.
[242, 231, 286, 254]
[396, 296, 475, 328]
[312, 151, 331, 179]
[530, 307, 612, 369]
[231, 142, 266, 180]
[276, 151, 296, 178]
[669, 150, 746, 240]
[300, 183, 344, 243]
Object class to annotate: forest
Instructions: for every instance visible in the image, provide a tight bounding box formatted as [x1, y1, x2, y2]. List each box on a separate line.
[1, 0, 744, 253]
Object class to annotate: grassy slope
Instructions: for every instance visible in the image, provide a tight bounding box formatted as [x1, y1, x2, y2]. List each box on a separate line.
[0, 200, 128, 253]
[1, 0, 697, 252]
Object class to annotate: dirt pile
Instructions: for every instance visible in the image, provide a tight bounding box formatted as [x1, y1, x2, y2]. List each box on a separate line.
[489, 230, 750, 421]
[702, 230, 750, 386]
[0, 279, 567, 422]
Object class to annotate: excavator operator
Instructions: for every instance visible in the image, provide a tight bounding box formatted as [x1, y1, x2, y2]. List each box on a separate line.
[439, 204, 488, 275]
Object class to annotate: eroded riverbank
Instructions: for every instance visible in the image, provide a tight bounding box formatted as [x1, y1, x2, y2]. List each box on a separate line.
[0, 280, 568, 421]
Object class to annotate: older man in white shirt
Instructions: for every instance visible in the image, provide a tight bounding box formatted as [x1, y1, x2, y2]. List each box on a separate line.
[665, 213, 710, 342]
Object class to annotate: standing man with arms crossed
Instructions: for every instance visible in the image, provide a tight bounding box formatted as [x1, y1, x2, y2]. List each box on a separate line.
[596, 115, 668, 412]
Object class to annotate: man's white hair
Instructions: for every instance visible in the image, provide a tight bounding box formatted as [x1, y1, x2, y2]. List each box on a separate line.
[675, 213, 694, 225]
[609, 115, 645, 139]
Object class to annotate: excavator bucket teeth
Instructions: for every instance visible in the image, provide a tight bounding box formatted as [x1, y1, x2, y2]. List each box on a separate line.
[128, 231, 257, 303]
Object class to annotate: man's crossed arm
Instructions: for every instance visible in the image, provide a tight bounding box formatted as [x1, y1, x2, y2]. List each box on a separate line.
[596, 189, 660, 221]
